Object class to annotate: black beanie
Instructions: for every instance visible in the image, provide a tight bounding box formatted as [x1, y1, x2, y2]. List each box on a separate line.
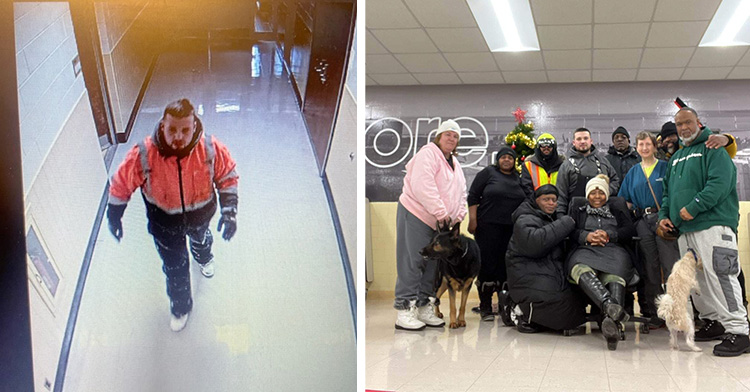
[612, 126, 629, 141]
[497, 146, 517, 162]
[535, 184, 559, 199]
[660, 121, 677, 139]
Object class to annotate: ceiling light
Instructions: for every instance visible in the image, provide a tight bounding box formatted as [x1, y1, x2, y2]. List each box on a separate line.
[700, 0, 750, 47]
[467, 0, 540, 52]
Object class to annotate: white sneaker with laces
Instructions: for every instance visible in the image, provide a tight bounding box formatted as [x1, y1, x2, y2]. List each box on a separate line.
[395, 300, 426, 331]
[417, 297, 445, 327]
[170, 312, 189, 332]
[199, 259, 215, 278]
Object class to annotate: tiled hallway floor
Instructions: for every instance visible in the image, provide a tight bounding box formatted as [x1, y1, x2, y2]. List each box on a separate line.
[366, 298, 750, 392]
[62, 42, 355, 391]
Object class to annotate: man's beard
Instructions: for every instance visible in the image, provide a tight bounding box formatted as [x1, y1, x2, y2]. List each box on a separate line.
[574, 145, 591, 153]
[679, 130, 700, 145]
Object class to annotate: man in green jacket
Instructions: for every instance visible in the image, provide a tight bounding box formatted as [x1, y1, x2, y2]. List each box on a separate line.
[658, 107, 749, 357]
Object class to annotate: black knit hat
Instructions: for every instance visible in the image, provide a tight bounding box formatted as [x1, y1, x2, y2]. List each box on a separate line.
[497, 146, 517, 161]
[612, 126, 629, 141]
[535, 184, 559, 199]
[660, 121, 677, 139]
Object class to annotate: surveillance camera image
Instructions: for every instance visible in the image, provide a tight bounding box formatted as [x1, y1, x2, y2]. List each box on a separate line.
[2, 1, 356, 391]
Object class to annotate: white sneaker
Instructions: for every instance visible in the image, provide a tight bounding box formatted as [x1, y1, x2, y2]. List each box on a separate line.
[199, 259, 215, 278]
[170, 312, 189, 332]
[395, 301, 426, 331]
[417, 298, 445, 327]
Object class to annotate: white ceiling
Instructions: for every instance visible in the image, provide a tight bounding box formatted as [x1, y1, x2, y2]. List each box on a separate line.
[366, 0, 750, 85]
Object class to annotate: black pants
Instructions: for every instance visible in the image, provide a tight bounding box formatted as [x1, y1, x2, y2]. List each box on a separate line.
[151, 221, 214, 316]
[475, 223, 513, 286]
[635, 213, 680, 316]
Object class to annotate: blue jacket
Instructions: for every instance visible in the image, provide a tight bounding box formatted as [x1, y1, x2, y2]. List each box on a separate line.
[618, 160, 668, 210]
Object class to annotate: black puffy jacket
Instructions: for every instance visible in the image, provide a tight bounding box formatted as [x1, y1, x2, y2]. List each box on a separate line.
[506, 200, 586, 330]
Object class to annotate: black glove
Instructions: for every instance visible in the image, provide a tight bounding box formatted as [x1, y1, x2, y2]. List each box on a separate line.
[107, 203, 126, 242]
[217, 207, 237, 241]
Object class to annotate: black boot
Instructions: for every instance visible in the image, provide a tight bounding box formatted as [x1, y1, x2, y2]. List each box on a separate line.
[606, 282, 630, 323]
[478, 281, 495, 321]
[498, 281, 515, 327]
[577, 272, 623, 347]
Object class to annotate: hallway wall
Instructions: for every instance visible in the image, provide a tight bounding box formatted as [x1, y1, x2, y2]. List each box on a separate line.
[15, 4, 109, 389]
[326, 25, 357, 288]
[96, 0, 158, 135]
[14, 2, 84, 194]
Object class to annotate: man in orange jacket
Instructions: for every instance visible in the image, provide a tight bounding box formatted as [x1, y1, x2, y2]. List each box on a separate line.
[107, 98, 239, 332]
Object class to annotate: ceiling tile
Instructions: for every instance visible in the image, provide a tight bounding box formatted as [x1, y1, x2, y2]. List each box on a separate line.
[727, 67, 750, 79]
[502, 71, 549, 83]
[653, 0, 721, 22]
[413, 72, 462, 85]
[366, 30, 388, 54]
[457, 72, 505, 84]
[493, 52, 545, 71]
[646, 21, 708, 47]
[372, 29, 438, 53]
[593, 49, 642, 69]
[366, 54, 408, 73]
[594, 23, 649, 48]
[681, 67, 732, 80]
[366, 76, 379, 85]
[404, 0, 476, 28]
[395, 53, 454, 72]
[640, 47, 694, 68]
[593, 69, 637, 82]
[426, 28, 488, 52]
[688, 47, 748, 67]
[369, 73, 420, 85]
[537, 25, 592, 50]
[531, 0, 592, 25]
[366, 0, 420, 29]
[548, 70, 592, 82]
[636, 68, 684, 81]
[444, 53, 498, 72]
[594, 0, 656, 23]
[543, 50, 592, 69]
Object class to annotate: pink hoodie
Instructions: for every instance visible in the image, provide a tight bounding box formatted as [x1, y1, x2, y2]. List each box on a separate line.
[399, 142, 468, 229]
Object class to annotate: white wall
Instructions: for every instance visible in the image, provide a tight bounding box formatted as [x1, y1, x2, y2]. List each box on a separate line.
[326, 25, 357, 289]
[15, 3, 109, 389]
[15, 2, 85, 194]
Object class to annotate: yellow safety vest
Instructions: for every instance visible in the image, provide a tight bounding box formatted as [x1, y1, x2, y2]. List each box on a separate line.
[524, 160, 558, 190]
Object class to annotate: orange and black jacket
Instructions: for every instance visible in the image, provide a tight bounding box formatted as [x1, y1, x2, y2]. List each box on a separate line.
[108, 119, 238, 230]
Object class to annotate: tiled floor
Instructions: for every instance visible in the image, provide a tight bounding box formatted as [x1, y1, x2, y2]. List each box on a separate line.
[62, 43, 355, 391]
[366, 298, 750, 392]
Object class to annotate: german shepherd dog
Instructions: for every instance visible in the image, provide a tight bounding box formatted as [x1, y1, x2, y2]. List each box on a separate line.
[419, 222, 481, 329]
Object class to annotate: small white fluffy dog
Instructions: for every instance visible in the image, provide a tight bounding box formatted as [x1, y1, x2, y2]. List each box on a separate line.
[656, 249, 703, 352]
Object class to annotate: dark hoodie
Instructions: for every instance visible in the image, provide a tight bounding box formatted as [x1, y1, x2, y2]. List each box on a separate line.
[153, 117, 204, 158]
[555, 144, 620, 215]
[528, 144, 564, 174]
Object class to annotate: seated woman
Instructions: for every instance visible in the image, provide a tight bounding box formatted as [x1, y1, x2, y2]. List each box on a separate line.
[505, 184, 587, 333]
[567, 174, 636, 349]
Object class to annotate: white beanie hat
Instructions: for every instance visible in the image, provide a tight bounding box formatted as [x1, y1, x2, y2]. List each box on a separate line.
[434, 119, 461, 140]
[585, 174, 610, 201]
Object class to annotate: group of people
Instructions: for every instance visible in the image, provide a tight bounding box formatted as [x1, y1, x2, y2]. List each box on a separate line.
[393, 108, 750, 356]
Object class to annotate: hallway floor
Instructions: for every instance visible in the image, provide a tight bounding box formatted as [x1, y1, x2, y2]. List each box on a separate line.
[63, 42, 355, 391]
[366, 297, 750, 392]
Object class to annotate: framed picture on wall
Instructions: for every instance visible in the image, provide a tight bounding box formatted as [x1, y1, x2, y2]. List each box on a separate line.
[26, 218, 61, 314]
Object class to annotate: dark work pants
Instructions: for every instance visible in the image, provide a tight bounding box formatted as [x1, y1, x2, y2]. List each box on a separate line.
[475, 222, 513, 289]
[152, 221, 214, 317]
[635, 213, 680, 316]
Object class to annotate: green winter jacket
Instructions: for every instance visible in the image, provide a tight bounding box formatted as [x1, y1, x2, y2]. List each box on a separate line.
[658, 127, 739, 233]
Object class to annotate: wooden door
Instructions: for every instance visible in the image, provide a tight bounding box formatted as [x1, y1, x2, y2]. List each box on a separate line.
[302, 0, 355, 172]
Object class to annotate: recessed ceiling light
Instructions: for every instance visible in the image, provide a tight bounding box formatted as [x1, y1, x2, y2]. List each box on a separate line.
[700, 0, 750, 47]
[467, 0, 540, 52]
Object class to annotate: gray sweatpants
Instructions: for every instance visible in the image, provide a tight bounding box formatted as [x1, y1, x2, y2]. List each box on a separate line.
[394, 203, 438, 310]
[679, 225, 749, 335]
